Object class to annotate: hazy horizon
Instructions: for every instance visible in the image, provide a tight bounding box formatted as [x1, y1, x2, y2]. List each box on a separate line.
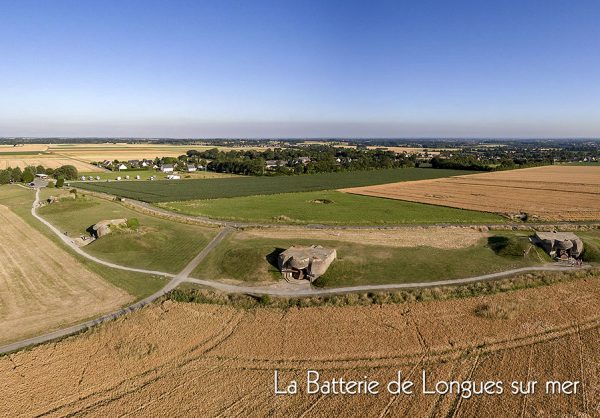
[2, 0, 600, 138]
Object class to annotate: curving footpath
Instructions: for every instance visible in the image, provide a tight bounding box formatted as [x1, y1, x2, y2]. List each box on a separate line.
[0, 189, 591, 355]
[0, 189, 231, 355]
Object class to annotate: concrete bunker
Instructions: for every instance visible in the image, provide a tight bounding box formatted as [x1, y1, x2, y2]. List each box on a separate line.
[278, 245, 337, 283]
[532, 231, 584, 260]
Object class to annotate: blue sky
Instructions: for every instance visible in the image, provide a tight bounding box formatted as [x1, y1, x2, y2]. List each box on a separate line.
[1, 0, 599, 138]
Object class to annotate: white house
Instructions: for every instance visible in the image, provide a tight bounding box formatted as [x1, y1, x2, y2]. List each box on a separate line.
[35, 173, 48, 179]
[117, 163, 128, 171]
[161, 164, 174, 173]
[187, 164, 197, 172]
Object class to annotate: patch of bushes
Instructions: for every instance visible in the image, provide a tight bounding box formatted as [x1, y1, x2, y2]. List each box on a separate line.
[474, 301, 518, 320]
[126, 218, 140, 230]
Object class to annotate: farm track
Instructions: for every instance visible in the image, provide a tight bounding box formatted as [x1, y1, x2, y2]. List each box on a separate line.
[77, 186, 600, 231]
[0, 186, 593, 355]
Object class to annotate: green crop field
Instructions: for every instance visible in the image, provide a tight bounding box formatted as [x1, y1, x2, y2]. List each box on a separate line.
[75, 168, 471, 202]
[161, 190, 505, 225]
[0, 151, 46, 155]
[38, 193, 218, 273]
[192, 232, 548, 287]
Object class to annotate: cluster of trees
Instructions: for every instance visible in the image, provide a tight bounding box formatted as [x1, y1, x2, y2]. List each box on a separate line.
[0, 165, 79, 185]
[182, 145, 417, 176]
[430, 155, 553, 171]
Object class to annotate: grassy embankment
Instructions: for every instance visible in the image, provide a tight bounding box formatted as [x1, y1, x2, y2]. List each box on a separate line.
[192, 231, 551, 287]
[75, 168, 473, 202]
[160, 190, 504, 225]
[0, 185, 164, 299]
[38, 189, 217, 274]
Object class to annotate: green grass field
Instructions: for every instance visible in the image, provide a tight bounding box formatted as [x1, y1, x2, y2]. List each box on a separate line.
[38, 192, 218, 273]
[0, 151, 47, 155]
[192, 232, 548, 287]
[0, 185, 165, 299]
[75, 168, 472, 202]
[161, 190, 505, 225]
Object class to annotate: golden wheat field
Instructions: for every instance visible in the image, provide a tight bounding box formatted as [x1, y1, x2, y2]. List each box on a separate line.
[0, 205, 131, 345]
[2, 270, 600, 416]
[343, 165, 600, 221]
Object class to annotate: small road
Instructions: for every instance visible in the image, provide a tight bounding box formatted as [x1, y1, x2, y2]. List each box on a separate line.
[31, 189, 177, 278]
[0, 190, 232, 355]
[0, 188, 591, 354]
[185, 264, 590, 297]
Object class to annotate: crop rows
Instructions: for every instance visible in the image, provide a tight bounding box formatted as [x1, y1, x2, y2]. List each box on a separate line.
[75, 168, 468, 202]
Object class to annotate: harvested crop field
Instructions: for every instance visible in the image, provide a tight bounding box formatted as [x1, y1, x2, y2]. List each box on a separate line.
[0, 155, 102, 171]
[343, 165, 600, 221]
[241, 226, 488, 249]
[2, 270, 600, 416]
[0, 205, 131, 345]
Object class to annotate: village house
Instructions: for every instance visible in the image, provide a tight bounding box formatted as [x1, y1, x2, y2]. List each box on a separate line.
[294, 156, 311, 165]
[187, 164, 197, 172]
[266, 160, 286, 169]
[161, 164, 174, 173]
[117, 163, 128, 171]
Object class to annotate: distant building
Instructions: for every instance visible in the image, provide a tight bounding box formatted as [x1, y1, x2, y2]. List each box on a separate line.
[117, 163, 128, 170]
[161, 164, 174, 173]
[266, 160, 285, 169]
[295, 156, 311, 165]
[35, 173, 48, 179]
[187, 164, 197, 172]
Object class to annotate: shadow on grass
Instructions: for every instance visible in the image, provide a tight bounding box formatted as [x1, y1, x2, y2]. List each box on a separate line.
[487, 236, 510, 254]
[266, 248, 286, 269]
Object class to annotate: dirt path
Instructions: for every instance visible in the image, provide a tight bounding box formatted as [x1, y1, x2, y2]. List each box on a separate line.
[0, 190, 232, 355]
[185, 264, 589, 297]
[0, 188, 589, 355]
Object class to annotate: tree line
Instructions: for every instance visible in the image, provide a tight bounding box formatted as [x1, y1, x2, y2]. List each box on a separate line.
[0, 165, 79, 185]
[183, 145, 418, 175]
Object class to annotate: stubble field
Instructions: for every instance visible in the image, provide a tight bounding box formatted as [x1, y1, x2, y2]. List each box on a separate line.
[0, 204, 131, 345]
[1, 269, 599, 416]
[343, 165, 600, 221]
